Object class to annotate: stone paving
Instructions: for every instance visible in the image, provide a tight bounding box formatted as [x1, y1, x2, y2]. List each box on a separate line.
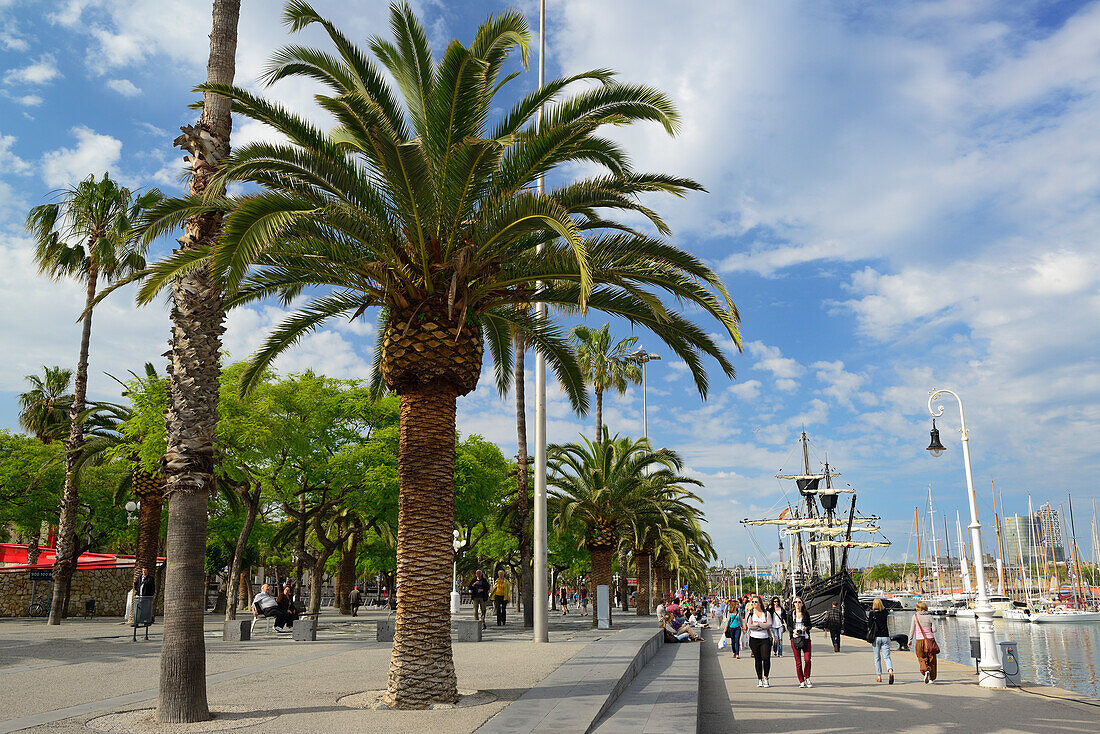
[0, 606, 621, 734]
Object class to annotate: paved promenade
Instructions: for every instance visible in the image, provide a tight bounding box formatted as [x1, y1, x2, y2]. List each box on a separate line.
[699, 628, 1100, 734]
[2, 610, 1098, 733]
[0, 608, 607, 733]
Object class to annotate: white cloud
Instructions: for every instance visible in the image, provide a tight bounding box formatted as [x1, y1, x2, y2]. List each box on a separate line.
[9, 93, 43, 107]
[106, 78, 140, 96]
[0, 133, 31, 174]
[5, 55, 60, 85]
[745, 341, 804, 393]
[40, 126, 123, 188]
[811, 360, 869, 410]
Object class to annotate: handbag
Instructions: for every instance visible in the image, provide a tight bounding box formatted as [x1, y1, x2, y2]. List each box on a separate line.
[866, 627, 877, 644]
[792, 632, 808, 651]
[916, 618, 940, 655]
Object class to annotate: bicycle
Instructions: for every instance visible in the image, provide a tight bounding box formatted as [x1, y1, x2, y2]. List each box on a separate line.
[28, 600, 50, 617]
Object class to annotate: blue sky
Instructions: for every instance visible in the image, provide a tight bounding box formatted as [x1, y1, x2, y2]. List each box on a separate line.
[1, 0, 1099, 571]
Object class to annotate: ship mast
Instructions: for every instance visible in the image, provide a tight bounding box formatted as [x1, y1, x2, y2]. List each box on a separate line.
[928, 486, 942, 596]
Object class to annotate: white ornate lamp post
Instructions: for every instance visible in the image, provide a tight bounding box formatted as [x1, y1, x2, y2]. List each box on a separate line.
[451, 530, 465, 615]
[747, 556, 759, 596]
[927, 388, 1005, 689]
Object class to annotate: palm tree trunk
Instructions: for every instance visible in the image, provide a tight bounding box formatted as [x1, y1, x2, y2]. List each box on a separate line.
[635, 552, 651, 615]
[48, 263, 97, 625]
[133, 469, 164, 589]
[336, 525, 356, 615]
[225, 484, 259, 620]
[157, 491, 210, 721]
[618, 546, 630, 612]
[157, 0, 238, 723]
[513, 334, 533, 628]
[384, 387, 459, 709]
[594, 387, 603, 444]
[590, 544, 614, 627]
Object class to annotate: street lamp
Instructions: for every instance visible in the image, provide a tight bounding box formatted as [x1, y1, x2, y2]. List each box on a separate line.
[927, 388, 1005, 689]
[747, 556, 759, 596]
[451, 530, 465, 615]
[628, 348, 661, 443]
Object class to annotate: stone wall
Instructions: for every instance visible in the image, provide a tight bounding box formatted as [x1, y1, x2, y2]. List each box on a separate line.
[0, 567, 164, 618]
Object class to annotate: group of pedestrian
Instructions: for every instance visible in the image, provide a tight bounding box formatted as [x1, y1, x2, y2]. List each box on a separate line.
[557, 583, 589, 615]
[717, 594, 939, 688]
[467, 569, 513, 628]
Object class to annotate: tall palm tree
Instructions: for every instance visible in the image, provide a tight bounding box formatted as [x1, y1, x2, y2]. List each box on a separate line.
[146, 0, 241, 723]
[572, 324, 643, 444]
[133, 1, 738, 707]
[18, 366, 74, 444]
[17, 366, 73, 563]
[549, 430, 697, 626]
[26, 173, 159, 625]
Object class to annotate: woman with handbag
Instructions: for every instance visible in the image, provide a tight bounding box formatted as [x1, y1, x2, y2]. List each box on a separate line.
[725, 602, 742, 658]
[868, 598, 894, 684]
[746, 595, 774, 687]
[788, 597, 813, 688]
[909, 601, 939, 683]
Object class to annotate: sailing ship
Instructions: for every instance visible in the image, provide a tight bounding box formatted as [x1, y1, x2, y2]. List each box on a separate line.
[741, 432, 889, 640]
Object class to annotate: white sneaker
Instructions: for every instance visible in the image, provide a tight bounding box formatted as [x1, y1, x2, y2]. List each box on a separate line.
[763, 678, 770, 688]
[805, 680, 813, 688]
[757, 679, 764, 687]
[799, 681, 806, 688]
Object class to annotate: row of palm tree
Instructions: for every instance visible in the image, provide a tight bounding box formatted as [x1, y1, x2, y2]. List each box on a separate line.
[24, 1, 740, 717]
[547, 429, 713, 626]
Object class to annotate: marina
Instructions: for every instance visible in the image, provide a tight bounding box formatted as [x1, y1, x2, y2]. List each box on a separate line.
[888, 613, 1100, 698]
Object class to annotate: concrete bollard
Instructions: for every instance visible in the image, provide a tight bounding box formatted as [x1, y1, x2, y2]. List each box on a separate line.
[223, 619, 251, 642]
[453, 619, 482, 642]
[293, 618, 318, 641]
[377, 619, 395, 643]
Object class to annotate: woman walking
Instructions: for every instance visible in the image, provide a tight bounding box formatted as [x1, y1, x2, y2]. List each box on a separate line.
[770, 597, 785, 657]
[909, 601, 938, 683]
[869, 598, 894, 684]
[788, 596, 813, 688]
[746, 595, 774, 687]
[726, 601, 742, 658]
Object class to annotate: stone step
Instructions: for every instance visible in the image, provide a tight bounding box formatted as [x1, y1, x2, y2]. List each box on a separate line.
[589, 634, 701, 733]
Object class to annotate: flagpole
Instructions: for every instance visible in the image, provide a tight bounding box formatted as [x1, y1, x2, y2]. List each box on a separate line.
[532, 0, 549, 644]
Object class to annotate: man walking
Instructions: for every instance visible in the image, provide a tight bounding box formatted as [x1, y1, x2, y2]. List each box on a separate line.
[349, 585, 362, 616]
[492, 570, 511, 626]
[824, 601, 843, 652]
[468, 570, 490, 629]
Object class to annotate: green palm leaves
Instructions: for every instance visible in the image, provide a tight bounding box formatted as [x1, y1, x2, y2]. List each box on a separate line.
[132, 1, 739, 402]
[572, 323, 642, 441]
[28, 174, 160, 286]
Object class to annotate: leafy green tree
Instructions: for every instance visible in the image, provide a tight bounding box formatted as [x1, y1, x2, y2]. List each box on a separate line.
[134, 1, 738, 706]
[26, 173, 160, 625]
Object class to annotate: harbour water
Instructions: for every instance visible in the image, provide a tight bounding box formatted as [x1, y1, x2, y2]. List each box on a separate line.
[888, 613, 1100, 698]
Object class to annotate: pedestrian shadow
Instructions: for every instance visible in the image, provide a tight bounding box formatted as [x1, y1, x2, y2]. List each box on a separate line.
[698, 630, 737, 733]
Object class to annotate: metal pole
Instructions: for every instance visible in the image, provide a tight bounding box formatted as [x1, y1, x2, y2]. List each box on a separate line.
[532, 0, 549, 644]
[641, 362, 648, 442]
[929, 388, 1004, 689]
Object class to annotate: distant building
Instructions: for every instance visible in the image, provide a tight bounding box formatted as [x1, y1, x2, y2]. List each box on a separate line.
[1002, 505, 1065, 568]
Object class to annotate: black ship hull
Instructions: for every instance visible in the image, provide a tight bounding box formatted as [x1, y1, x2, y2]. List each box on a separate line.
[798, 569, 868, 640]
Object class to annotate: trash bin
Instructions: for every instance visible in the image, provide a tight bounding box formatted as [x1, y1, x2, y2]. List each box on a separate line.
[999, 640, 1021, 686]
[969, 635, 981, 674]
[132, 596, 153, 641]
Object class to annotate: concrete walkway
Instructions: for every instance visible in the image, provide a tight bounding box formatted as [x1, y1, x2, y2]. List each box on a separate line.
[703, 629, 1100, 734]
[0, 608, 615, 733]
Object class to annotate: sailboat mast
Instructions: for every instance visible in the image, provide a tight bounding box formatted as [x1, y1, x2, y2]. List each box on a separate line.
[915, 506, 923, 594]
[1015, 513, 1031, 603]
[928, 486, 941, 596]
[992, 481, 1006, 595]
[943, 515, 954, 595]
[956, 511, 973, 597]
[1064, 497, 1082, 607]
[826, 458, 836, 576]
